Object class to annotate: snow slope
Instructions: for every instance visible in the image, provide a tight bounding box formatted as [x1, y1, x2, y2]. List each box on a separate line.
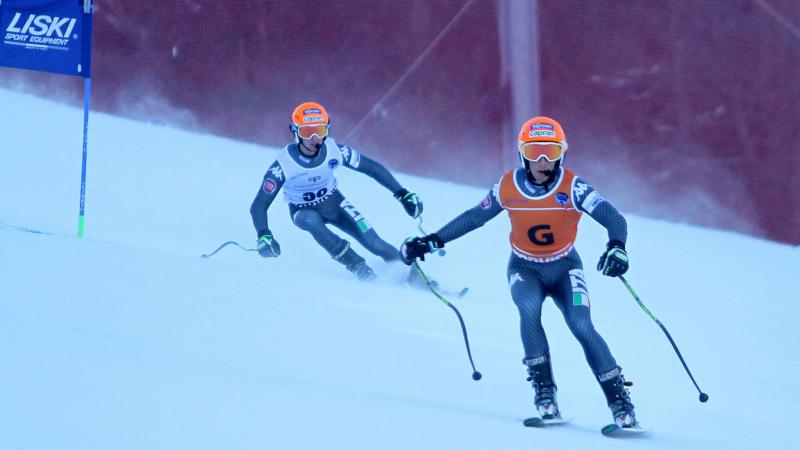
[1, 89, 798, 449]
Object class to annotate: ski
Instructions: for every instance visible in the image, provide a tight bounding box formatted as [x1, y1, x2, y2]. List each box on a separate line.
[439, 286, 469, 298]
[407, 275, 468, 298]
[523, 416, 569, 427]
[601, 423, 651, 437]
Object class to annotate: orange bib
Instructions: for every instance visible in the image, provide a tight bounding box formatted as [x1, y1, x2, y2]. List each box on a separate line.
[497, 169, 582, 262]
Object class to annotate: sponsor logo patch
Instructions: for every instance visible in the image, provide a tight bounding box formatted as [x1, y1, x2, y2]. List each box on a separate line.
[555, 192, 569, 206]
[328, 159, 339, 169]
[598, 367, 621, 382]
[573, 182, 589, 200]
[303, 115, 324, 123]
[269, 165, 283, 180]
[525, 355, 546, 366]
[263, 179, 277, 193]
[303, 108, 321, 115]
[530, 123, 554, 130]
[350, 151, 361, 168]
[480, 195, 492, 209]
[509, 272, 523, 288]
[4, 12, 78, 50]
[528, 130, 556, 138]
[582, 190, 606, 214]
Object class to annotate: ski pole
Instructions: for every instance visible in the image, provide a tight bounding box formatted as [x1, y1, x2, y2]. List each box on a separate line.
[201, 241, 257, 259]
[412, 261, 481, 381]
[409, 221, 469, 297]
[417, 216, 445, 256]
[619, 275, 709, 403]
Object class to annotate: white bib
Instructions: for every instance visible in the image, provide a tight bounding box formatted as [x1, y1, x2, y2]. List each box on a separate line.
[277, 138, 344, 205]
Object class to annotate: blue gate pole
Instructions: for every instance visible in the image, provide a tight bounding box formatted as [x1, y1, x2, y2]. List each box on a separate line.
[77, 76, 90, 238]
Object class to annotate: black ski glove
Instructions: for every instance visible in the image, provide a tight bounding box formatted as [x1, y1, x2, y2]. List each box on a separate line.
[394, 188, 423, 219]
[400, 233, 444, 265]
[597, 239, 628, 277]
[257, 232, 281, 258]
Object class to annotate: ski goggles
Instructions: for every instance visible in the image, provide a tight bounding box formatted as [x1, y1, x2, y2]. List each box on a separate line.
[295, 123, 329, 139]
[518, 142, 564, 162]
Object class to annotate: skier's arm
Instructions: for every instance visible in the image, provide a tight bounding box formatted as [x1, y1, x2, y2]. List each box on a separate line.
[587, 202, 627, 244]
[400, 187, 503, 263]
[591, 200, 629, 277]
[250, 160, 285, 238]
[340, 144, 403, 193]
[339, 144, 423, 217]
[573, 177, 630, 277]
[573, 177, 627, 245]
[437, 188, 504, 242]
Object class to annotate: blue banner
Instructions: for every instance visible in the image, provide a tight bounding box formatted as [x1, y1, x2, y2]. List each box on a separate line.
[0, 0, 92, 77]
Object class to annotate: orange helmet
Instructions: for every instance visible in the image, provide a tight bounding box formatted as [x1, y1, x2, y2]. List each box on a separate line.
[517, 116, 568, 162]
[290, 102, 330, 141]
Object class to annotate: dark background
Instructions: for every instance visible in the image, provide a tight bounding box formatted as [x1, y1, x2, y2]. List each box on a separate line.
[2, 0, 798, 243]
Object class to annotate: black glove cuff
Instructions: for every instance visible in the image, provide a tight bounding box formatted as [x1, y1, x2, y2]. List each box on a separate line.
[606, 239, 625, 250]
[257, 229, 270, 239]
[393, 188, 410, 200]
[427, 233, 445, 249]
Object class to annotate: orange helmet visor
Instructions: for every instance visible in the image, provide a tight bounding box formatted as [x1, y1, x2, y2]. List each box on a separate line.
[297, 123, 329, 139]
[518, 142, 563, 162]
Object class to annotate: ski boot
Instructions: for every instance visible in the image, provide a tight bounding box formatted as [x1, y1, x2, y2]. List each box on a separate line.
[334, 245, 377, 281]
[348, 260, 377, 281]
[598, 366, 638, 428]
[524, 355, 561, 420]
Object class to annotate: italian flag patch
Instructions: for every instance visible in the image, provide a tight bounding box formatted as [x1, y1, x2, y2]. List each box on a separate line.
[569, 269, 590, 307]
[573, 292, 590, 307]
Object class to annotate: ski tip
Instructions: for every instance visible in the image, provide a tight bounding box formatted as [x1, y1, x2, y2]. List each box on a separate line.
[601, 423, 652, 437]
[601, 424, 617, 436]
[523, 417, 569, 427]
[458, 287, 469, 298]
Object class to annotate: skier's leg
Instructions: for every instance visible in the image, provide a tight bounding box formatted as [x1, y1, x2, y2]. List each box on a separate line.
[508, 255, 559, 417]
[550, 266, 617, 374]
[597, 366, 637, 427]
[508, 256, 550, 359]
[550, 262, 636, 426]
[291, 207, 348, 258]
[291, 206, 374, 280]
[329, 196, 400, 262]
